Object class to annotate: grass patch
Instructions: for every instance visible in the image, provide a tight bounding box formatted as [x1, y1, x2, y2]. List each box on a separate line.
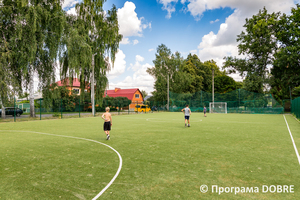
[0, 113, 299, 199]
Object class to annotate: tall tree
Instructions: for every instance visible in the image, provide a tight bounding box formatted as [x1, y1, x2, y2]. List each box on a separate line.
[224, 7, 280, 93]
[147, 45, 189, 104]
[271, 4, 300, 99]
[1, 0, 65, 118]
[1, 0, 25, 118]
[182, 54, 204, 93]
[60, 0, 122, 115]
[214, 75, 241, 94]
[147, 44, 173, 103]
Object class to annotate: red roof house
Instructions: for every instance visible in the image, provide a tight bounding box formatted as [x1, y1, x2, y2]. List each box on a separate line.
[54, 78, 143, 110]
[55, 78, 89, 95]
[105, 88, 144, 109]
[56, 78, 82, 87]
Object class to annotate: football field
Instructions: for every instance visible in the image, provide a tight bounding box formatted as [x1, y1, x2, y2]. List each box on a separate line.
[1, 113, 300, 199]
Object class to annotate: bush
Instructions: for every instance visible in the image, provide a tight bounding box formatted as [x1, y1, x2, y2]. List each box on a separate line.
[53, 113, 60, 118]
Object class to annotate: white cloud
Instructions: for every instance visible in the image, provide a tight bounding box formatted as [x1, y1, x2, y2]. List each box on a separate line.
[62, 0, 79, 10]
[189, 49, 198, 55]
[133, 39, 139, 45]
[66, 7, 77, 15]
[149, 48, 155, 52]
[107, 50, 126, 79]
[184, 0, 294, 19]
[109, 63, 155, 94]
[210, 19, 219, 24]
[130, 55, 145, 71]
[117, 1, 150, 38]
[193, 0, 295, 81]
[120, 38, 130, 45]
[109, 55, 154, 93]
[158, 0, 178, 18]
[136, 55, 144, 62]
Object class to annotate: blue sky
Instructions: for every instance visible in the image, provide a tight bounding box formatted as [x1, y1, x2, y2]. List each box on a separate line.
[60, 0, 300, 95]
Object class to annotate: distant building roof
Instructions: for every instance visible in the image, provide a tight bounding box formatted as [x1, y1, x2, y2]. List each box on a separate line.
[55, 78, 89, 88]
[56, 78, 81, 87]
[105, 88, 142, 100]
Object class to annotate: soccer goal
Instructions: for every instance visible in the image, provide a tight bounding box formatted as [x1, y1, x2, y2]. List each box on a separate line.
[209, 102, 227, 114]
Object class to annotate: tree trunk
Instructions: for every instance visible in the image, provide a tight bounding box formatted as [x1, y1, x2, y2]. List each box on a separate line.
[1, 100, 5, 119]
[91, 54, 95, 116]
[29, 69, 36, 117]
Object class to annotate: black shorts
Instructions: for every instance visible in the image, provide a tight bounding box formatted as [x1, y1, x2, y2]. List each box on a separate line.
[104, 121, 111, 131]
[185, 116, 190, 120]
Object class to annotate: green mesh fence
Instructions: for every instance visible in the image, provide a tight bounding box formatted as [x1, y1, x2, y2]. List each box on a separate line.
[169, 89, 284, 114]
[292, 97, 300, 119]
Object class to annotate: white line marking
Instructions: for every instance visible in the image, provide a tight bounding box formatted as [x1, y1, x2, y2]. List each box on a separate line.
[0, 130, 122, 199]
[146, 118, 202, 122]
[283, 115, 300, 165]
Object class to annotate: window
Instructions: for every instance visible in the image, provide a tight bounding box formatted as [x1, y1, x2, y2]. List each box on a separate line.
[135, 94, 139, 98]
[73, 89, 80, 94]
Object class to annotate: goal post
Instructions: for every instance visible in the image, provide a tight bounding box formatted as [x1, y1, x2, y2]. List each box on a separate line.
[209, 102, 227, 114]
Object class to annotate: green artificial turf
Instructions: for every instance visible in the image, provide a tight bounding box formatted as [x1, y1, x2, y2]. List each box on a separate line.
[0, 113, 300, 199]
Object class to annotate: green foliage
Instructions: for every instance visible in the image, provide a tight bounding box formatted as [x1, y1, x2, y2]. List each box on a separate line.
[102, 96, 131, 109]
[0, 0, 64, 108]
[147, 44, 175, 101]
[52, 113, 60, 118]
[224, 7, 280, 93]
[214, 75, 241, 93]
[140, 90, 148, 99]
[292, 86, 300, 97]
[224, 5, 300, 103]
[61, 0, 122, 103]
[148, 45, 240, 101]
[42, 84, 77, 112]
[182, 55, 203, 93]
[271, 4, 300, 100]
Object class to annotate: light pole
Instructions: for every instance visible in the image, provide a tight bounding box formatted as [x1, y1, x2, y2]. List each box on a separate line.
[212, 68, 215, 105]
[167, 73, 169, 111]
[91, 53, 97, 117]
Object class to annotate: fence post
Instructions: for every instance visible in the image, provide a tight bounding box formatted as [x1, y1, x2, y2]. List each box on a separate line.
[14, 97, 16, 122]
[79, 98, 81, 118]
[201, 90, 203, 107]
[61, 98, 63, 119]
[40, 98, 42, 120]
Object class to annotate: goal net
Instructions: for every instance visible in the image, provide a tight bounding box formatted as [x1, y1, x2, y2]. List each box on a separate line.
[209, 102, 227, 114]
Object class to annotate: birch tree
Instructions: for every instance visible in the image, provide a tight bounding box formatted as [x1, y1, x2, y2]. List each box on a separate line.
[60, 0, 122, 115]
[0, 0, 64, 117]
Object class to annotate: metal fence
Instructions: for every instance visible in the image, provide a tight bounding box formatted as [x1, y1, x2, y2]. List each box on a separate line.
[0, 98, 167, 123]
[292, 97, 300, 120]
[169, 89, 284, 114]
